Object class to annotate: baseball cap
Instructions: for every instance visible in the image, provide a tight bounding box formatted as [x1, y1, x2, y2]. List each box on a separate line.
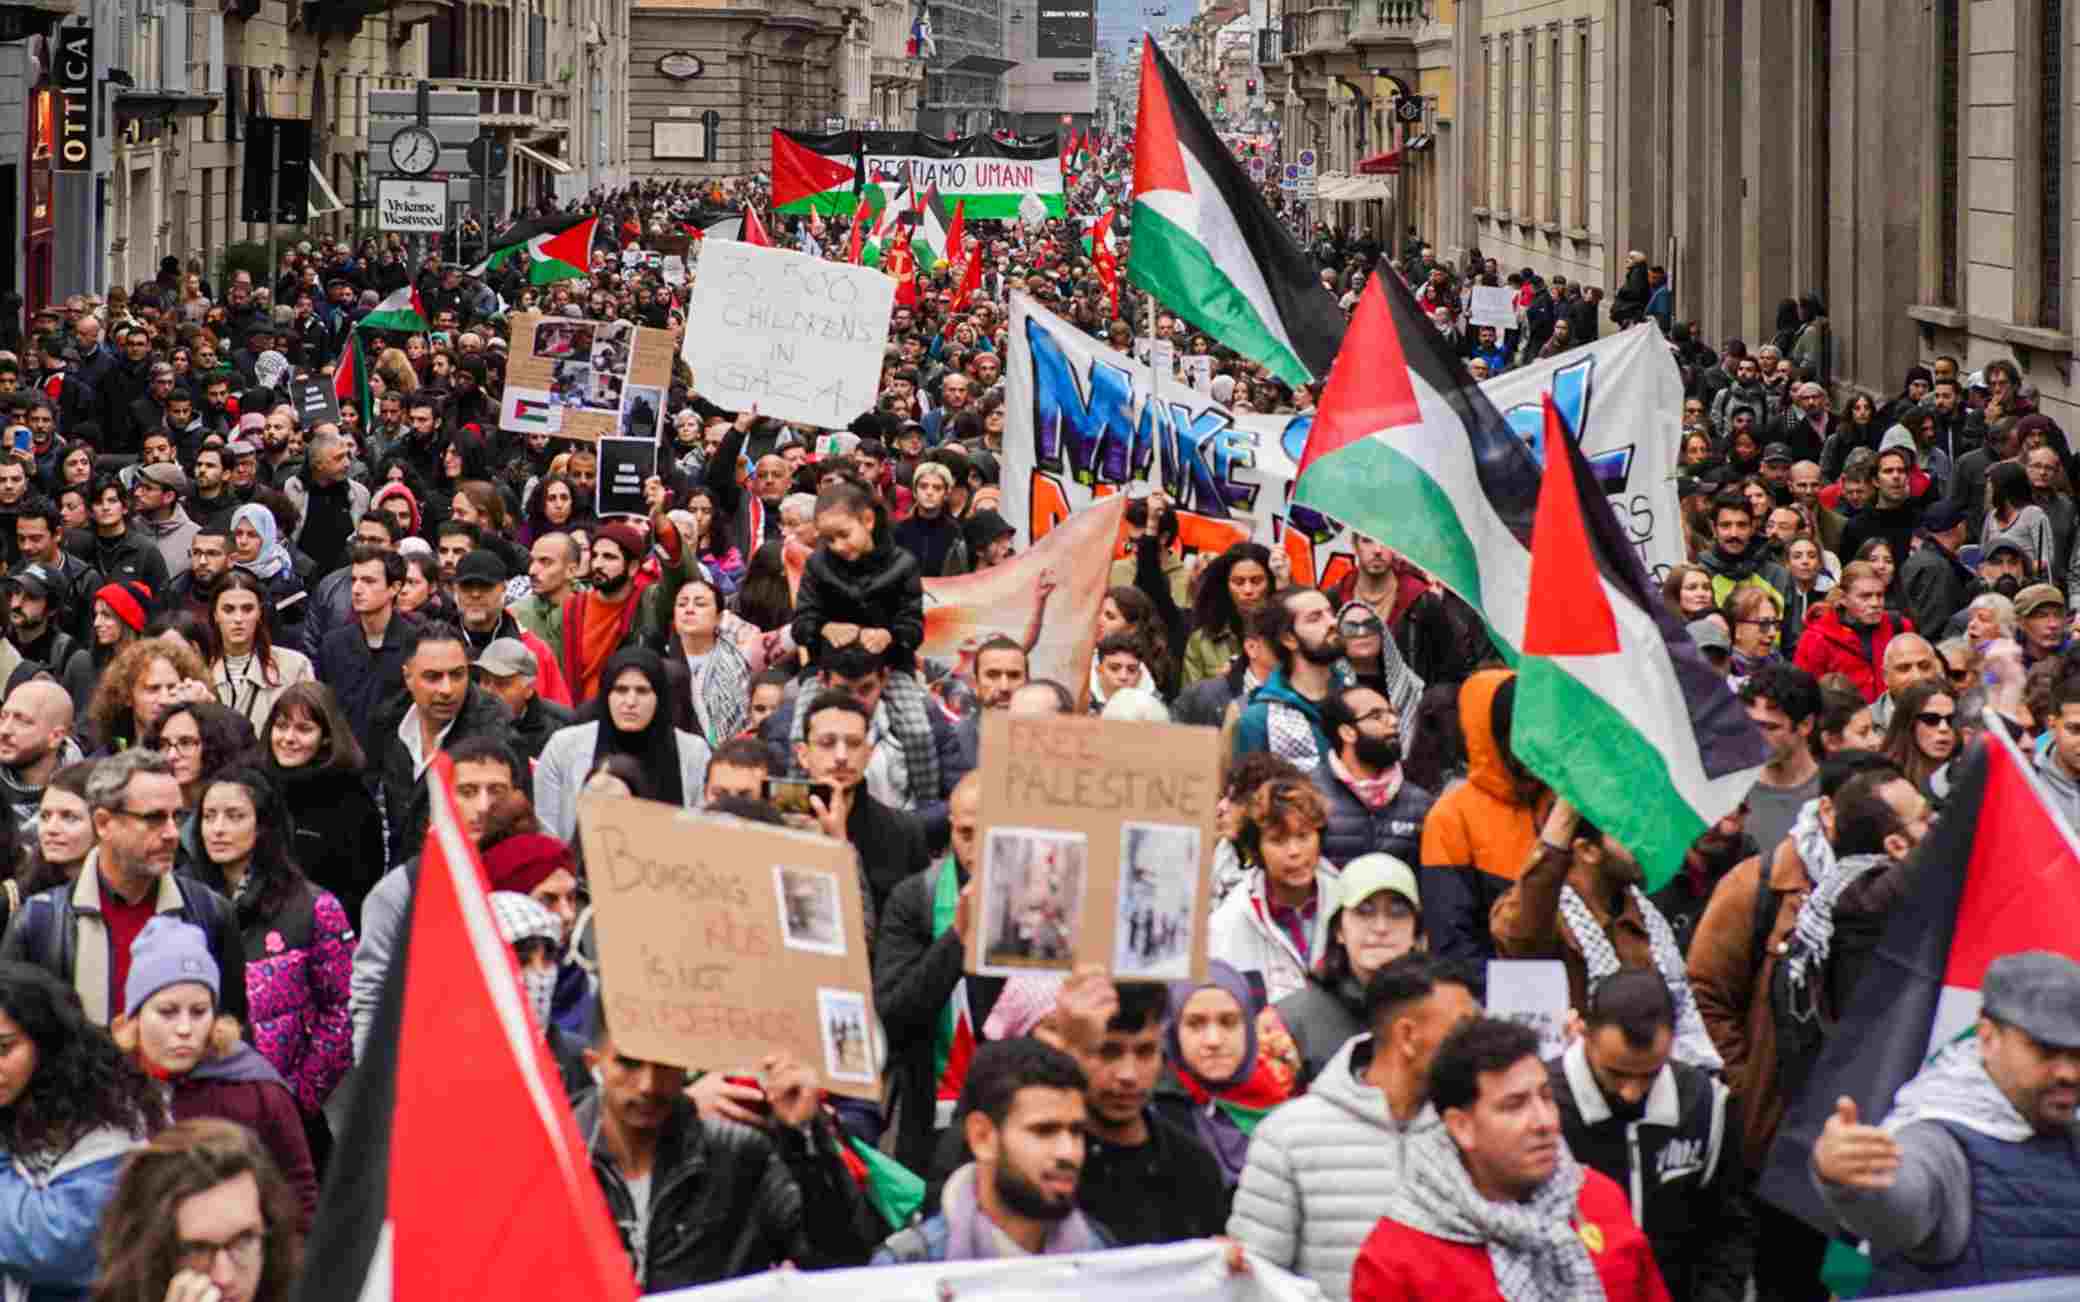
[1335, 854, 1420, 914]
[1761, 442, 1794, 465]
[454, 549, 509, 587]
[2014, 583, 2066, 618]
[1981, 951, 2080, 1048]
[137, 462, 189, 493]
[1985, 537, 2029, 563]
[1687, 617, 1731, 656]
[474, 637, 536, 679]
[8, 564, 51, 600]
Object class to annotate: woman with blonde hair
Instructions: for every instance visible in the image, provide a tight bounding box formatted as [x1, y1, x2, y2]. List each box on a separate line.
[374, 346, 418, 395]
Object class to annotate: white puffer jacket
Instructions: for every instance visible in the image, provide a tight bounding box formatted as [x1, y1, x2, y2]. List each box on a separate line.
[1206, 862, 1340, 1004]
[1226, 1033, 1441, 1301]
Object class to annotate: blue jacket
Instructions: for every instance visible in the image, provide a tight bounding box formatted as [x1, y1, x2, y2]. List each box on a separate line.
[0, 1126, 137, 1301]
[1234, 670, 1336, 770]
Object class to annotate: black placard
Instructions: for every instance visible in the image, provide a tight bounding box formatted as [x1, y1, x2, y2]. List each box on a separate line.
[290, 378, 340, 430]
[595, 436, 656, 518]
[54, 26, 91, 173]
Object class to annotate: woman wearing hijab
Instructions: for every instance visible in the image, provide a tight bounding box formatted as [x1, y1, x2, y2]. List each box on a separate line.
[1166, 961, 1297, 1190]
[532, 647, 712, 840]
[229, 501, 307, 639]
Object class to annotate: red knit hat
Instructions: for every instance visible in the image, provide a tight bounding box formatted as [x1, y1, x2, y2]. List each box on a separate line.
[96, 580, 154, 635]
[482, 833, 574, 895]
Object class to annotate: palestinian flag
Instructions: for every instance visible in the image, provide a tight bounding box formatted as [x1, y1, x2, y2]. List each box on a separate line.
[913, 185, 958, 271]
[1758, 720, 2080, 1264]
[292, 755, 637, 1302]
[1126, 37, 1344, 386]
[521, 216, 597, 284]
[510, 396, 557, 427]
[467, 212, 594, 277]
[1294, 271, 1764, 885]
[772, 129, 858, 216]
[357, 284, 428, 334]
[333, 331, 371, 428]
[742, 204, 772, 247]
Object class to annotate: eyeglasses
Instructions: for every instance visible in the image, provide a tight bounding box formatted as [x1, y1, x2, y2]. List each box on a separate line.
[176, 1227, 265, 1274]
[1916, 712, 1957, 729]
[112, 807, 181, 828]
[159, 735, 203, 754]
[1739, 617, 1782, 630]
[1338, 617, 1383, 636]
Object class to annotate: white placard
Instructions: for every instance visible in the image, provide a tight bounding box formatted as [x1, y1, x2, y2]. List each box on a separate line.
[1469, 284, 1519, 330]
[1486, 959, 1571, 1062]
[376, 178, 446, 233]
[1183, 354, 1214, 393]
[662, 255, 687, 285]
[1149, 339, 1175, 378]
[682, 240, 895, 428]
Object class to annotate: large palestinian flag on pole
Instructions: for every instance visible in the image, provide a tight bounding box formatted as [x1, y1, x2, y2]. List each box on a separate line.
[1126, 36, 1344, 386]
[1294, 272, 1765, 885]
[292, 755, 638, 1302]
[1758, 719, 2080, 1253]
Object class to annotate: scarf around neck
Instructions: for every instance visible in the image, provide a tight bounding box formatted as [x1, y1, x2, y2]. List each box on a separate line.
[1556, 882, 1723, 1072]
[1887, 1037, 2075, 1144]
[939, 1163, 1104, 1261]
[1378, 1123, 1606, 1302]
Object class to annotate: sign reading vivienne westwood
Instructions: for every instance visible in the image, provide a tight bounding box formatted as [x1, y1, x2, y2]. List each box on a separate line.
[1004, 296, 1687, 587]
[682, 239, 893, 428]
[579, 798, 883, 1099]
[968, 714, 1219, 983]
[377, 178, 446, 233]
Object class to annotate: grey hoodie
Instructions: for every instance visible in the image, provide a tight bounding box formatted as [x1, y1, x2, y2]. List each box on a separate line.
[1228, 1033, 1442, 1301]
[132, 502, 200, 581]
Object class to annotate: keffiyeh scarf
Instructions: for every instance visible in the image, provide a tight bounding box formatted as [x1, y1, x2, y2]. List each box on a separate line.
[1557, 884, 1724, 1072]
[1380, 1124, 1606, 1302]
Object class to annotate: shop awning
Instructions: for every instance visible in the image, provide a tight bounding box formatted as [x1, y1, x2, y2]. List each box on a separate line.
[514, 142, 572, 174]
[306, 162, 345, 220]
[1356, 148, 1400, 175]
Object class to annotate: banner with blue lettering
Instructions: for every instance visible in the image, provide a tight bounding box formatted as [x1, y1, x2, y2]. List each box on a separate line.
[1004, 296, 1686, 590]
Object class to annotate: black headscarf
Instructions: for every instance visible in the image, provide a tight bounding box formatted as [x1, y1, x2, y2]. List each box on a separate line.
[587, 647, 685, 807]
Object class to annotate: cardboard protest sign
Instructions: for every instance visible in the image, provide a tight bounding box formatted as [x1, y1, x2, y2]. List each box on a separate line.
[968, 712, 1220, 982]
[578, 797, 882, 1099]
[918, 492, 1125, 706]
[290, 379, 340, 429]
[1468, 284, 1519, 329]
[682, 240, 894, 429]
[501, 311, 677, 443]
[1006, 296, 1687, 585]
[595, 436, 656, 517]
[1487, 959, 1571, 1061]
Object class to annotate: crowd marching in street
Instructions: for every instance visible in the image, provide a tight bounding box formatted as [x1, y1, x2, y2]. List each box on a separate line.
[0, 39, 2071, 1302]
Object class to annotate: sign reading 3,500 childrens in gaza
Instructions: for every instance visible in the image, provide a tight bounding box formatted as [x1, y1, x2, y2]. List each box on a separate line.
[681, 240, 895, 430]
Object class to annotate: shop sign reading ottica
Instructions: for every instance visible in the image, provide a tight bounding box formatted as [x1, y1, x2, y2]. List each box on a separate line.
[54, 25, 92, 173]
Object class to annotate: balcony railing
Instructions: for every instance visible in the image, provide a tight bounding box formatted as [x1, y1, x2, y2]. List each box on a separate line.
[1347, 0, 1426, 44]
[1299, 5, 1346, 55]
[426, 78, 572, 127]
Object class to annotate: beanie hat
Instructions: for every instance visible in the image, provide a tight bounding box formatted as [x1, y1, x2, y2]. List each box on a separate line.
[96, 580, 153, 635]
[483, 833, 574, 896]
[125, 917, 221, 1018]
[595, 521, 647, 564]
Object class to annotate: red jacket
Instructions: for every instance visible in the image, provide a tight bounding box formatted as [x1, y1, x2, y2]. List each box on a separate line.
[1352, 1167, 1669, 1302]
[1791, 603, 1914, 702]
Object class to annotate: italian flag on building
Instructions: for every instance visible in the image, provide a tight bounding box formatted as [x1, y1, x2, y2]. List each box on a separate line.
[1125, 36, 1344, 386]
[1294, 271, 1766, 886]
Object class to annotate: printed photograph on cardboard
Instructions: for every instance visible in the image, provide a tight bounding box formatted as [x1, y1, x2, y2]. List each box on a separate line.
[531, 319, 595, 360]
[620, 384, 664, 442]
[1112, 822, 1200, 980]
[775, 865, 845, 957]
[550, 361, 593, 408]
[979, 827, 1087, 975]
[589, 320, 634, 376]
[817, 987, 875, 1084]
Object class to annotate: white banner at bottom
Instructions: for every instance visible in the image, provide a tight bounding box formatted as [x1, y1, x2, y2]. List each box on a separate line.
[653, 1241, 1326, 1302]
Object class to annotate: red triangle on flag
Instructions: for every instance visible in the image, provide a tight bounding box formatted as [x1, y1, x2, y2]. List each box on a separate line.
[771, 130, 856, 209]
[538, 216, 597, 271]
[381, 755, 639, 1300]
[1523, 395, 1621, 657]
[1132, 38, 1190, 199]
[1944, 729, 2080, 989]
[1296, 272, 1420, 482]
[743, 205, 772, 247]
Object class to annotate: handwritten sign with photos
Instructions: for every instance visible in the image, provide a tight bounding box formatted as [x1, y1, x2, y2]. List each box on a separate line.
[500, 310, 677, 443]
[577, 797, 882, 1098]
[969, 714, 1220, 982]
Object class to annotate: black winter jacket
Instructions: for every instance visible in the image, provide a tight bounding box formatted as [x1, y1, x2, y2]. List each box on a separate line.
[574, 1092, 876, 1292]
[1307, 763, 1435, 869]
[1548, 1042, 1752, 1302]
[372, 683, 513, 867]
[267, 763, 387, 928]
[792, 545, 924, 673]
[315, 614, 422, 760]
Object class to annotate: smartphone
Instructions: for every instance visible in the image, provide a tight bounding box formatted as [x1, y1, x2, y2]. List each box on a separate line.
[7, 426, 27, 456]
[723, 1074, 772, 1116]
[764, 777, 834, 818]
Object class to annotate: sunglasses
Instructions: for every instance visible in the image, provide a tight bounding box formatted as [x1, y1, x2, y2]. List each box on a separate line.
[1916, 711, 1957, 729]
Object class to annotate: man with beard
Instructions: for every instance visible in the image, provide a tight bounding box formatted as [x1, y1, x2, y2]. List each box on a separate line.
[13, 501, 99, 638]
[1648, 805, 1752, 956]
[452, 550, 571, 707]
[1735, 663, 1822, 860]
[513, 532, 576, 653]
[1548, 969, 1752, 1302]
[4, 568, 68, 671]
[1235, 587, 1345, 771]
[128, 463, 199, 581]
[0, 679, 78, 840]
[1310, 685, 1436, 868]
[554, 512, 697, 703]
[186, 445, 239, 532]
[1494, 798, 1723, 1070]
[283, 430, 369, 578]
[874, 1038, 1115, 1263]
[704, 407, 791, 557]
[1696, 492, 1792, 612]
[165, 526, 233, 619]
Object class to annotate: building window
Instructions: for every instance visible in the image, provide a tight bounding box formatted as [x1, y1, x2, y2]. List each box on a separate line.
[1546, 27, 1560, 224]
[1815, 0, 1831, 295]
[1572, 22, 1588, 230]
[1476, 39, 1489, 208]
[2042, 0, 2064, 327]
[1938, 0, 1959, 303]
[1496, 32, 1512, 215]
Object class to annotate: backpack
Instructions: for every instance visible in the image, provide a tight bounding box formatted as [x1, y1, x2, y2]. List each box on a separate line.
[1758, 876, 1833, 1101]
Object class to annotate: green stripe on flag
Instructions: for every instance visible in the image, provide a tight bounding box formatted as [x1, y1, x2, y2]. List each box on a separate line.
[1512, 655, 1706, 889]
[1291, 441, 1489, 618]
[1127, 205, 1311, 387]
[845, 1136, 925, 1230]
